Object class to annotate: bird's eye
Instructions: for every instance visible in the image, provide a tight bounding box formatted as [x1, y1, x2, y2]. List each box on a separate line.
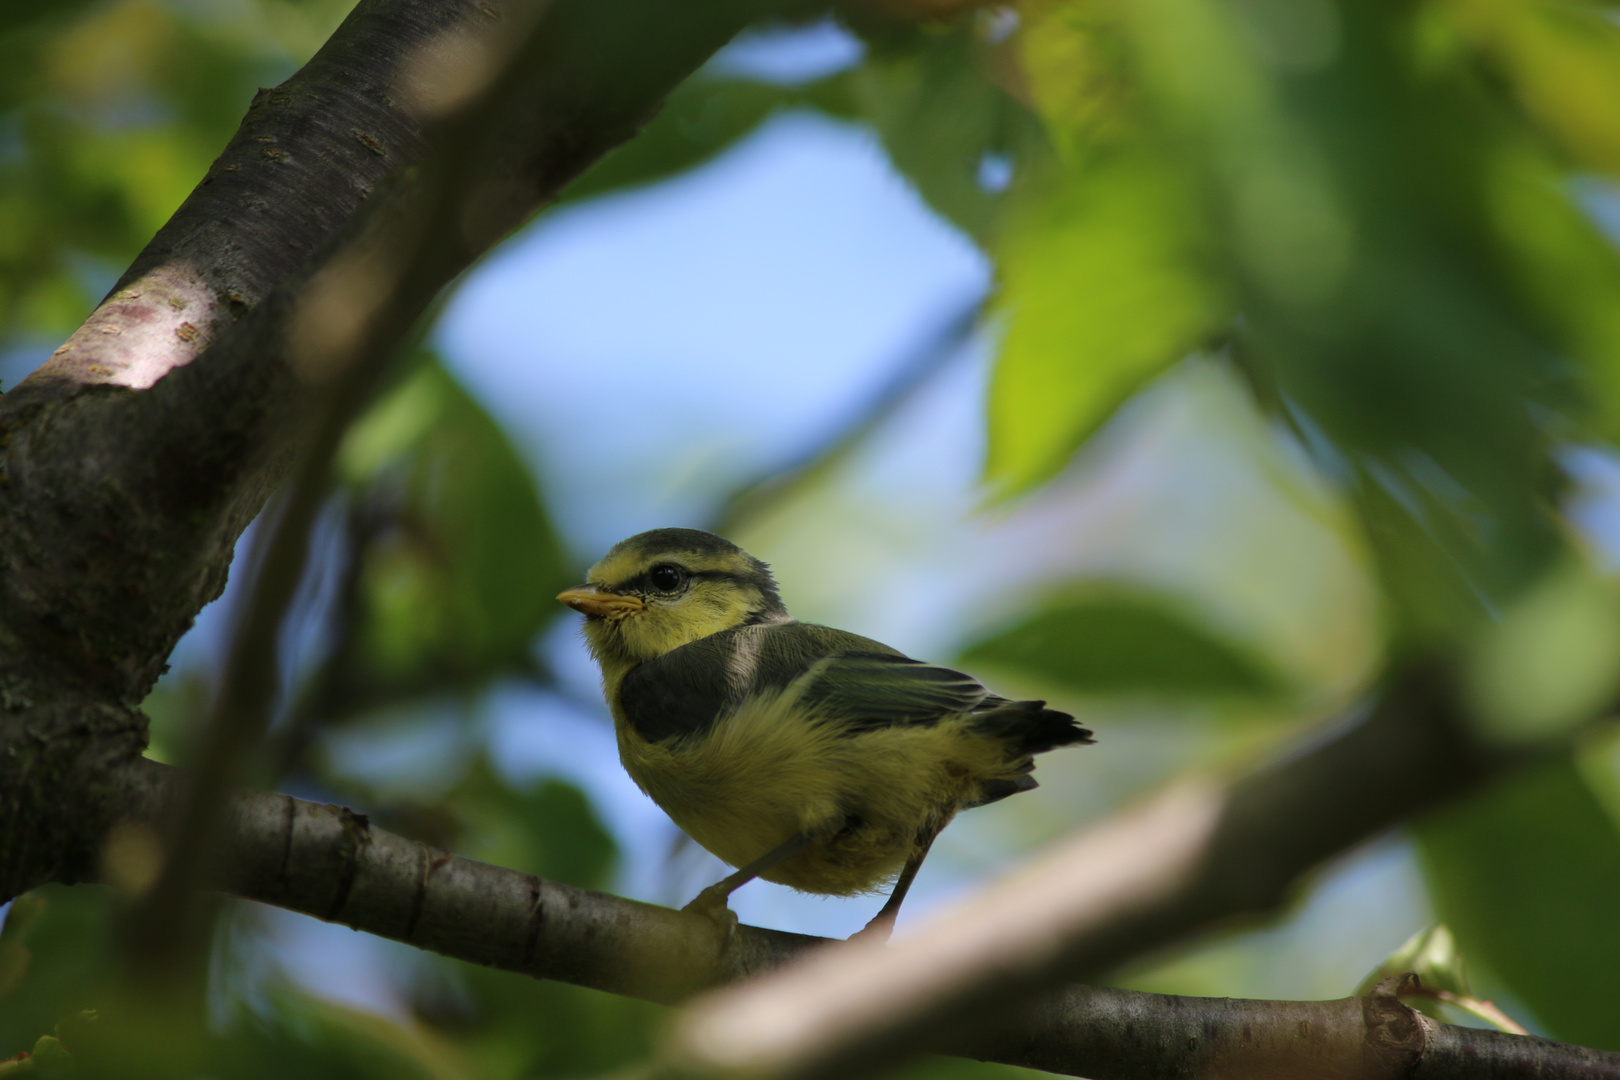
[648, 563, 686, 592]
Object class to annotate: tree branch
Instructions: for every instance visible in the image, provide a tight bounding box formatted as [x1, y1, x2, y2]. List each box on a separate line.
[98, 756, 1620, 1080]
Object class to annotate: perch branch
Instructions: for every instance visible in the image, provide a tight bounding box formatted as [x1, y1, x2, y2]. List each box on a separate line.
[97, 752, 1620, 1080]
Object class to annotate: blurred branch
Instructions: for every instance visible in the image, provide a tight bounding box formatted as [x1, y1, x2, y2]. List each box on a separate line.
[124, 0, 782, 973]
[98, 754, 1620, 1080]
[708, 293, 984, 535]
[265, 497, 382, 779]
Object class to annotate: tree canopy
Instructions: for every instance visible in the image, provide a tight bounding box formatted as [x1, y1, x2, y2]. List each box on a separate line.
[3, 0, 1620, 1077]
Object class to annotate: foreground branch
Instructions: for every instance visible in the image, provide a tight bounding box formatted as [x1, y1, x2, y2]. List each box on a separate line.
[663, 666, 1576, 1080]
[101, 756, 1618, 1079]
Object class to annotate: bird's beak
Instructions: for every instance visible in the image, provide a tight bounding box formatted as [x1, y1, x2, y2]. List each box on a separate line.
[557, 584, 645, 619]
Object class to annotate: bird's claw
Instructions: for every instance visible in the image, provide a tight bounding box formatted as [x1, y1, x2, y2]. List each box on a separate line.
[848, 915, 895, 945]
[682, 887, 740, 943]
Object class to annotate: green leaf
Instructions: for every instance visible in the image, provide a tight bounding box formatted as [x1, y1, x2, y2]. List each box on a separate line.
[336, 355, 571, 702]
[1358, 924, 1471, 1001]
[450, 760, 618, 890]
[958, 587, 1284, 699]
[563, 76, 794, 204]
[850, 25, 1047, 244]
[1483, 143, 1620, 443]
[220, 983, 472, 1080]
[983, 143, 1224, 497]
[1417, 756, 1620, 1050]
[1466, 558, 1620, 743]
[1444, 0, 1620, 177]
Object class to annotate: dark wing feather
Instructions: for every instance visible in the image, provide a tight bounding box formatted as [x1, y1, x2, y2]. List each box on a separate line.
[618, 622, 1094, 758]
[796, 652, 996, 732]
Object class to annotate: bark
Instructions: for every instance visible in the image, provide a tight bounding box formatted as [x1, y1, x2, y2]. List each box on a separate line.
[99, 758, 1620, 1080]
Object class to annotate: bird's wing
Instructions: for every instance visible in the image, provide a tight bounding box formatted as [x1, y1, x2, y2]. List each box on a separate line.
[619, 622, 1007, 740]
[792, 650, 998, 733]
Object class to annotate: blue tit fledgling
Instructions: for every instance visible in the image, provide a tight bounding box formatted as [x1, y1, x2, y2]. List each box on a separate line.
[557, 527, 1093, 939]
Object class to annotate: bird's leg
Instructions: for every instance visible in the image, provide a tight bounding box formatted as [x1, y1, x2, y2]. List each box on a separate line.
[683, 831, 815, 934]
[850, 830, 938, 944]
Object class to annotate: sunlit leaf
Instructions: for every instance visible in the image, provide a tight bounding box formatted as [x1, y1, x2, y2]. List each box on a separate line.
[1120, 0, 1573, 634]
[1417, 757, 1620, 1050]
[959, 587, 1284, 699]
[1358, 924, 1471, 1001]
[984, 143, 1223, 497]
[1443, 0, 1620, 177]
[1466, 557, 1620, 743]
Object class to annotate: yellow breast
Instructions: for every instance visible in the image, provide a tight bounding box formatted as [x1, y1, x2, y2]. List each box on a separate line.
[613, 689, 1024, 896]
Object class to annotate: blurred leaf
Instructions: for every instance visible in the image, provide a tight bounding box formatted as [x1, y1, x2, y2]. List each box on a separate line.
[449, 760, 617, 890]
[959, 587, 1284, 699]
[0, 890, 115, 1067]
[412, 963, 663, 1080]
[1117, 0, 1573, 637]
[850, 23, 1048, 243]
[1417, 756, 1620, 1050]
[1443, 0, 1620, 177]
[885, 1055, 1053, 1080]
[984, 144, 1223, 497]
[334, 355, 571, 703]
[0, 895, 47, 1001]
[1016, 0, 1137, 158]
[0, 0, 286, 339]
[564, 76, 798, 203]
[216, 983, 473, 1080]
[1484, 147, 1620, 442]
[1466, 557, 1620, 743]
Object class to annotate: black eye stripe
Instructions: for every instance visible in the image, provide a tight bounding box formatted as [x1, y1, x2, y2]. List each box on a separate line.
[615, 567, 749, 593]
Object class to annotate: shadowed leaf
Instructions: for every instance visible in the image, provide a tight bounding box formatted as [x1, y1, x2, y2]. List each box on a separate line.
[1418, 756, 1620, 1051]
[960, 588, 1284, 699]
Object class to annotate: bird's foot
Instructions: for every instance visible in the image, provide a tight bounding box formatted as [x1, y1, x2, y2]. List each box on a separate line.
[682, 886, 740, 942]
[848, 913, 896, 945]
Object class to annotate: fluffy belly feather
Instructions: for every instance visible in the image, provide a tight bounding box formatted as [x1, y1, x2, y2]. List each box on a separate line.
[615, 690, 1024, 896]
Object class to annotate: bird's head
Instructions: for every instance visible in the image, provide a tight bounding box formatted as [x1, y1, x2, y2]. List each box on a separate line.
[557, 528, 788, 666]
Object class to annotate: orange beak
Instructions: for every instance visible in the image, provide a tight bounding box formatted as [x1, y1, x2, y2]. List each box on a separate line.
[556, 584, 645, 619]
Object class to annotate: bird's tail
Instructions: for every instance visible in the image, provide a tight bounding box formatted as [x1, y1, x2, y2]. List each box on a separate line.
[971, 698, 1093, 756]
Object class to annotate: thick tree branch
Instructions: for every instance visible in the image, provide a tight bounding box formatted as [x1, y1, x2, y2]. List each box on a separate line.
[98, 756, 1619, 1080]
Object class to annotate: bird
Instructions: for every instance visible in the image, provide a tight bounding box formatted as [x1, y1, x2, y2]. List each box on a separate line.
[556, 527, 1093, 940]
